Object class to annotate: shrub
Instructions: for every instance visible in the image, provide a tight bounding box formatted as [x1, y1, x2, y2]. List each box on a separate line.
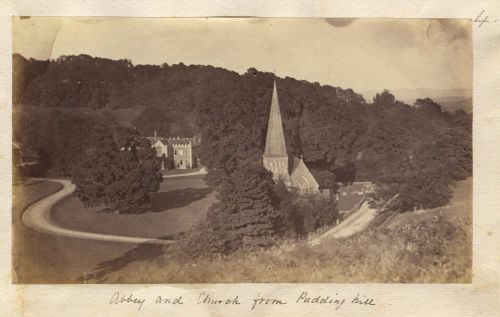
[276, 183, 338, 235]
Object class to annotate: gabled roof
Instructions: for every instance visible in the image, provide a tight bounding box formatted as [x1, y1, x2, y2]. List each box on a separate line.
[290, 156, 319, 190]
[263, 80, 288, 158]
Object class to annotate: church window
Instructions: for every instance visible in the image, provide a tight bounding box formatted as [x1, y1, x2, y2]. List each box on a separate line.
[295, 176, 309, 193]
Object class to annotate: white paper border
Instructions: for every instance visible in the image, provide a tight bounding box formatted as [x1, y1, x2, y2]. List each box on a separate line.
[2, 1, 500, 316]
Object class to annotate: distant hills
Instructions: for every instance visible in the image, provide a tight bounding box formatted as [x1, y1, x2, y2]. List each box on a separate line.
[360, 88, 472, 113]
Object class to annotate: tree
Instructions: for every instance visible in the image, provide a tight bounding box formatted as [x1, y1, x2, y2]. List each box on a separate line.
[434, 126, 472, 181]
[373, 89, 395, 106]
[310, 167, 338, 191]
[13, 108, 113, 177]
[295, 194, 338, 233]
[370, 144, 454, 212]
[189, 163, 284, 254]
[275, 185, 338, 235]
[414, 97, 442, 114]
[73, 126, 162, 213]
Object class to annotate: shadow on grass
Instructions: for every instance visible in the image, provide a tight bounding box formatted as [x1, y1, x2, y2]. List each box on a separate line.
[84, 238, 174, 283]
[149, 187, 212, 212]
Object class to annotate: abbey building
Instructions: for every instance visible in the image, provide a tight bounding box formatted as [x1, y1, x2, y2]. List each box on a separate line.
[263, 81, 320, 194]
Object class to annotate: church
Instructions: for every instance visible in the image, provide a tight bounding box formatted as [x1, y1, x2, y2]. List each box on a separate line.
[263, 81, 320, 194]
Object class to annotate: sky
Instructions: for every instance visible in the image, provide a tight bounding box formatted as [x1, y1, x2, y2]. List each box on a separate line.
[12, 17, 472, 95]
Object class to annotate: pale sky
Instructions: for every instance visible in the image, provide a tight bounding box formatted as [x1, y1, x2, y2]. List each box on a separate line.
[13, 17, 472, 93]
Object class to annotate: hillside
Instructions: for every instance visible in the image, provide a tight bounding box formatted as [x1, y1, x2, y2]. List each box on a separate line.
[13, 53, 472, 184]
[92, 179, 471, 283]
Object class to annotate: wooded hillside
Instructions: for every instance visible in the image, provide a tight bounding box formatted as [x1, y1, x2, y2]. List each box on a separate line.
[13, 54, 472, 189]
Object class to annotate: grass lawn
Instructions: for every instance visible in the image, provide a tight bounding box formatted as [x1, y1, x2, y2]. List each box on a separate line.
[50, 175, 216, 239]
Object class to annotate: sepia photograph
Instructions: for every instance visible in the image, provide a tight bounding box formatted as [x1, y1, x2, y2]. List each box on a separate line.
[12, 17, 472, 284]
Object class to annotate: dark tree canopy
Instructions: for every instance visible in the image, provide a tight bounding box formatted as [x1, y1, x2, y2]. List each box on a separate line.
[183, 163, 284, 255]
[132, 106, 171, 136]
[373, 89, 395, 106]
[369, 119, 471, 213]
[207, 163, 283, 252]
[12, 108, 115, 177]
[275, 182, 338, 235]
[73, 126, 162, 213]
[13, 54, 472, 216]
[370, 147, 454, 212]
[415, 97, 443, 114]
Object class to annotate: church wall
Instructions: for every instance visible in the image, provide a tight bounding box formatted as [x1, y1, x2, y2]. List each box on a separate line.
[290, 166, 320, 194]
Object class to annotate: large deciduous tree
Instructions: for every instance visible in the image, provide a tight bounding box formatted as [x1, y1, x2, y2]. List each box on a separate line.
[370, 142, 454, 212]
[73, 126, 162, 213]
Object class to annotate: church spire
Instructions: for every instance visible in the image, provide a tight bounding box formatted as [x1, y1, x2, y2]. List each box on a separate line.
[264, 80, 288, 158]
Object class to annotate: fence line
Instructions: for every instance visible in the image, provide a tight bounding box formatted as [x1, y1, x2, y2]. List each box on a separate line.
[295, 224, 334, 242]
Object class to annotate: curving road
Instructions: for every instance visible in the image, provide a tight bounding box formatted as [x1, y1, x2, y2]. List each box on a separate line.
[21, 179, 175, 245]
